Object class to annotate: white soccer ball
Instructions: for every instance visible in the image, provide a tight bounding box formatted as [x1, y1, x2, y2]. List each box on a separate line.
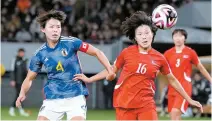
[152, 4, 178, 29]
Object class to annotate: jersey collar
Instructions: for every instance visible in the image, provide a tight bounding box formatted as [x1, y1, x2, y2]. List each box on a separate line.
[46, 36, 61, 50]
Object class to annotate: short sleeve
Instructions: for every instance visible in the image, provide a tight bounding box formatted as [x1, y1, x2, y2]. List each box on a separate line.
[114, 48, 126, 70]
[160, 56, 171, 75]
[190, 49, 199, 66]
[29, 54, 42, 73]
[72, 38, 83, 51]
[72, 38, 89, 52]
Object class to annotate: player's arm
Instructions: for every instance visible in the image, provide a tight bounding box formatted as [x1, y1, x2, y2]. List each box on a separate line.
[74, 65, 118, 83]
[16, 70, 37, 108]
[165, 73, 203, 112]
[74, 48, 126, 83]
[190, 49, 212, 83]
[81, 44, 115, 80]
[166, 73, 192, 102]
[85, 44, 113, 73]
[196, 62, 212, 83]
[16, 52, 42, 108]
[160, 55, 203, 112]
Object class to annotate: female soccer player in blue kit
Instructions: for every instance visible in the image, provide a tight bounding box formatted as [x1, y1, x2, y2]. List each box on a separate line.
[15, 10, 115, 121]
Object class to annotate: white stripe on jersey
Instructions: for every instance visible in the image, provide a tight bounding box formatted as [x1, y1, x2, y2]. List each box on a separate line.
[34, 43, 46, 55]
[161, 55, 172, 74]
[150, 83, 155, 94]
[184, 72, 191, 82]
[180, 99, 186, 114]
[60, 36, 76, 42]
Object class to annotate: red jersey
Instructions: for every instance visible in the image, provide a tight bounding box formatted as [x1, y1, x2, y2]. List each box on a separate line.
[113, 45, 171, 108]
[164, 46, 199, 96]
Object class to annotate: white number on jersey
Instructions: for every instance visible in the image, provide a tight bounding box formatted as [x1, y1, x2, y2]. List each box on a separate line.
[136, 63, 147, 74]
[176, 58, 180, 67]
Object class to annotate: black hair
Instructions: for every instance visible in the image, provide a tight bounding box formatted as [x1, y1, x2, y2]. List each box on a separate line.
[36, 10, 67, 28]
[121, 11, 158, 44]
[172, 29, 188, 39]
[18, 48, 25, 52]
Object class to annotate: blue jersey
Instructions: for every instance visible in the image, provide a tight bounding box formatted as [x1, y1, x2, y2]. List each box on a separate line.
[29, 36, 90, 99]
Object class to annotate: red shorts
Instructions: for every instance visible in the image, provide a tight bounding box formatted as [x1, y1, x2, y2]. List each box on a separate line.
[115, 103, 158, 120]
[168, 94, 190, 114]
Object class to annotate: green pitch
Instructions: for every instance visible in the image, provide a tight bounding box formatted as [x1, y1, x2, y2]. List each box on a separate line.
[1, 107, 211, 120]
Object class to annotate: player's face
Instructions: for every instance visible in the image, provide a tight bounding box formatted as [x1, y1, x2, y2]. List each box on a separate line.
[41, 18, 62, 43]
[18, 51, 25, 57]
[135, 25, 153, 49]
[173, 32, 185, 46]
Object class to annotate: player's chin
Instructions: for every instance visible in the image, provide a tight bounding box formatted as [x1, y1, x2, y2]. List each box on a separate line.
[141, 44, 151, 49]
[51, 37, 60, 42]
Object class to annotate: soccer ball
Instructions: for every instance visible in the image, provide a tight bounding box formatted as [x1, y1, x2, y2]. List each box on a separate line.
[152, 4, 178, 29]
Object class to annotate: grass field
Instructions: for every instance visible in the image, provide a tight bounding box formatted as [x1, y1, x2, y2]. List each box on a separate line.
[1, 107, 211, 120]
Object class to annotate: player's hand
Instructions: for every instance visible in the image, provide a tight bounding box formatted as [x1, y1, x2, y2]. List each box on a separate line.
[10, 80, 16, 87]
[73, 74, 91, 83]
[16, 94, 26, 108]
[188, 100, 203, 113]
[106, 66, 116, 81]
[106, 70, 116, 81]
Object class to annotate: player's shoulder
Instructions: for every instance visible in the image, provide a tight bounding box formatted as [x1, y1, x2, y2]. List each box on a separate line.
[184, 46, 195, 52]
[34, 43, 47, 56]
[151, 48, 163, 56]
[151, 49, 167, 59]
[164, 47, 175, 55]
[60, 36, 81, 43]
[118, 45, 137, 56]
[125, 45, 137, 52]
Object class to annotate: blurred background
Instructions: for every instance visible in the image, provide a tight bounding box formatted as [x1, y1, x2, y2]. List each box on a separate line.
[1, 0, 211, 120]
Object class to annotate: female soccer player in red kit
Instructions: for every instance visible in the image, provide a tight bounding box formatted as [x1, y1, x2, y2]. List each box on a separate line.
[164, 29, 212, 120]
[73, 11, 203, 120]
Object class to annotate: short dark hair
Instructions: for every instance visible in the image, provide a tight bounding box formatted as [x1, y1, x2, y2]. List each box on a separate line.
[121, 11, 158, 44]
[36, 10, 67, 28]
[172, 29, 187, 39]
[18, 48, 25, 52]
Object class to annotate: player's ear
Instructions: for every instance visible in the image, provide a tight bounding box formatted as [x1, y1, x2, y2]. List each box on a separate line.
[41, 28, 45, 33]
[133, 38, 137, 44]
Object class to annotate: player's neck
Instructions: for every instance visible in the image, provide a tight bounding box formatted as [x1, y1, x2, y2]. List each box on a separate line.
[138, 45, 151, 53]
[175, 44, 185, 52]
[47, 39, 59, 48]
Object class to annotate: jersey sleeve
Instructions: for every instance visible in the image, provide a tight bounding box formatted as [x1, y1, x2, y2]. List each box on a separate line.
[160, 56, 171, 75]
[114, 48, 126, 70]
[72, 38, 89, 52]
[190, 49, 199, 66]
[29, 54, 42, 73]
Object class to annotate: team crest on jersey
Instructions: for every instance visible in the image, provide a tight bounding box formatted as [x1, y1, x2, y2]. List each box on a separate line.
[61, 48, 68, 56]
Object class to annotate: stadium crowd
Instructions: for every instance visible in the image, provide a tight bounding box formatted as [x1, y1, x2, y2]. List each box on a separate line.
[1, 0, 192, 44]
